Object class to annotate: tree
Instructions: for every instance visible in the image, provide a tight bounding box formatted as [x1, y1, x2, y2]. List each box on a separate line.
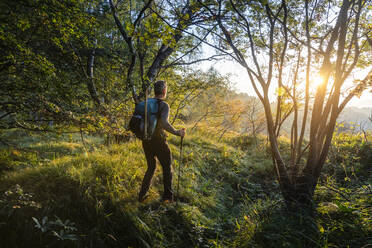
[0, 0, 224, 145]
[108, 0, 215, 104]
[187, 78, 263, 140]
[244, 97, 266, 140]
[0, 0, 100, 133]
[198, 0, 372, 207]
[164, 68, 225, 125]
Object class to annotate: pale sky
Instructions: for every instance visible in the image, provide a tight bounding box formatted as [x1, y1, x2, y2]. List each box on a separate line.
[198, 59, 372, 109]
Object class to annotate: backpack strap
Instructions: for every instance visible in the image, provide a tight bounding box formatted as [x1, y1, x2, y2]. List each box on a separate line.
[156, 98, 163, 119]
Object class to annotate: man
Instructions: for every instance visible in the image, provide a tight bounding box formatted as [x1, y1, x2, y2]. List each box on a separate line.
[139, 80, 186, 203]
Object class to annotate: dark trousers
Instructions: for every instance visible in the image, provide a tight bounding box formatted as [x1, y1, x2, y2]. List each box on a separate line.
[139, 138, 173, 200]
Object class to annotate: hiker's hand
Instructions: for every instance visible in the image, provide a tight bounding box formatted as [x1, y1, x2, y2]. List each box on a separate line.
[179, 128, 186, 137]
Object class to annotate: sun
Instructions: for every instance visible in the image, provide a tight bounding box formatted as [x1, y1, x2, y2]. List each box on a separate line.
[310, 75, 324, 90]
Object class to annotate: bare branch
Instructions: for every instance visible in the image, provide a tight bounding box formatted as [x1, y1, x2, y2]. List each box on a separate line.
[133, 0, 154, 28]
[163, 54, 227, 68]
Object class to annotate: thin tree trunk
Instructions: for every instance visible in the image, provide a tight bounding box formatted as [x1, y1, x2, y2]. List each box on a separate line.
[86, 45, 101, 108]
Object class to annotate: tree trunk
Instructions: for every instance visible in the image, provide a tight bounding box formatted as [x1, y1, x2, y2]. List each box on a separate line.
[281, 174, 315, 209]
[86, 46, 101, 108]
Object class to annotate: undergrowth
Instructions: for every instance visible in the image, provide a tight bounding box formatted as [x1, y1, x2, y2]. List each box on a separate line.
[0, 129, 370, 247]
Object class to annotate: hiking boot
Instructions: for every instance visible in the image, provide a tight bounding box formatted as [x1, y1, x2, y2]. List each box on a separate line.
[161, 195, 174, 203]
[162, 199, 173, 204]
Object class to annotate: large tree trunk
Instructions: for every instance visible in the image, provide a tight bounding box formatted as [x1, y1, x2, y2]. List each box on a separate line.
[283, 174, 316, 208]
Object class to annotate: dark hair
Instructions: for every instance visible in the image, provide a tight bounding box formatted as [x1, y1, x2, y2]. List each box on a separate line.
[154, 80, 167, 95]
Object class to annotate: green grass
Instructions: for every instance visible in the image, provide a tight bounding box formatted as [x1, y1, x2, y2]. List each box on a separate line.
[0, 129, 371, 247]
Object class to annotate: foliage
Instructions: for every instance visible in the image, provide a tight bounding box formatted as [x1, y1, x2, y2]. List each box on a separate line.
[0, 0, 219, 144]
[186, 80, 266, 140]
[0, 0, 98, 128]
[32, 216, 78, 241]
[1, 0, 371, 246]
[327, 127, 370, 182]
[195, 0, 372, 206]
[0, 129, 370, 247]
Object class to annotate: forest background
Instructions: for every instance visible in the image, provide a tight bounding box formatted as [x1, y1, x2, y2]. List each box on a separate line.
[0, 0, 371, 247]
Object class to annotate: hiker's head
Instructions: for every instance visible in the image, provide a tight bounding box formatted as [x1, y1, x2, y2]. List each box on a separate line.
[154, 80, 167, 98]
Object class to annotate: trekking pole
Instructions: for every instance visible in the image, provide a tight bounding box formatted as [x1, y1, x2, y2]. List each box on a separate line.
[176, 136, 184, 205]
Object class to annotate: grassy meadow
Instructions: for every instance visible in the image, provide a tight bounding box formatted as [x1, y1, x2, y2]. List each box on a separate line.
[0, 129, 371, 247]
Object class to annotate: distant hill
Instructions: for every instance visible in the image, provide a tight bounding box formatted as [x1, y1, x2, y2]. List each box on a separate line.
[234, 93, 372, 132]
[280, 106, 372, 133]
[228, 92, 372, 133]
[338, 107, 372, 131]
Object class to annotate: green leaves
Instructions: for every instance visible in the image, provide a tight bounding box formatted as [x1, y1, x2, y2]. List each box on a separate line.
[33, 216, 78, 241]
[0, 0, 106, 133]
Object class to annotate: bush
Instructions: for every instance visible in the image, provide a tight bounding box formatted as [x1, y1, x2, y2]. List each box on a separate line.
[326, 132, 371, 183]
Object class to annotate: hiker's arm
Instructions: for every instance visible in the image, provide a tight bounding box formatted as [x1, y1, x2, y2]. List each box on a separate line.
[160, 103, 181, 136]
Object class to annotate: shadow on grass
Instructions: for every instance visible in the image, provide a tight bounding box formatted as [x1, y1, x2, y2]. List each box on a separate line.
[234, 204, 371, 248]
[0, 165, 153, 248]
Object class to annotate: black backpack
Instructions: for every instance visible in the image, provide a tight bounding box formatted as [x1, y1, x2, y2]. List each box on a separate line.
[129, 98, 161, 140]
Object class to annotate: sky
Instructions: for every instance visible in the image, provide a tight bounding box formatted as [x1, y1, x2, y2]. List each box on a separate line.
[198, 58, 372, 109]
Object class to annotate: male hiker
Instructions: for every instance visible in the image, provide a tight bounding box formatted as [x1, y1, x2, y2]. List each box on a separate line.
[139, 80, 186, 203]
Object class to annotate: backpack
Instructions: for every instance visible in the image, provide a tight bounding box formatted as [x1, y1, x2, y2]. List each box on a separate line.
[128, 98, 161, 140]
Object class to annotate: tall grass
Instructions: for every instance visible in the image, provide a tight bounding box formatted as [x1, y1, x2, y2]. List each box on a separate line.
[0, 129, 371, 247]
